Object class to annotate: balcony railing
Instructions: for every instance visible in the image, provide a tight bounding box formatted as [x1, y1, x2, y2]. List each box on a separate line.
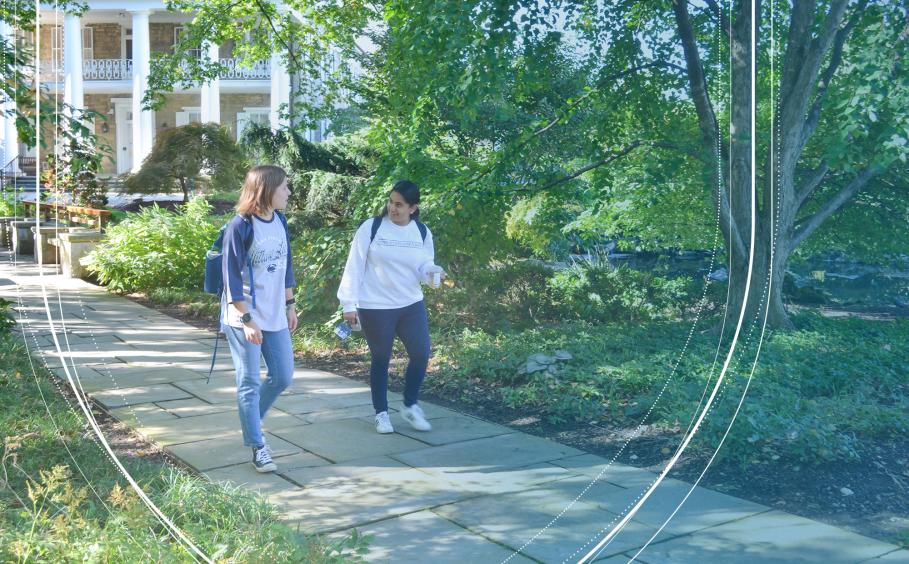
[219, 58, 270, 80]
[39, 59, 132, 81]
[83, 59, 133, 80]
[37, 57, 268, 82]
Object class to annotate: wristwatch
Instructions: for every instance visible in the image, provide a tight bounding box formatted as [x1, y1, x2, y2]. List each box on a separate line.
[240, 312, 253, 325]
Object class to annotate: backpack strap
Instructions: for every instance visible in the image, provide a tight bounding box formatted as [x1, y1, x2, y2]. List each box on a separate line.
[370, 216, 382, 242]
[415, 221, 427, 242]
[370, 216, 427, 242]
[240, 214, 256, 310]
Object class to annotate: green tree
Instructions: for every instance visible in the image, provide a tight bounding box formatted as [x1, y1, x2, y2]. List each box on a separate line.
[125, 122, 246, 202]
[1, 1, 97, 153]
[145, 0, 909, 328]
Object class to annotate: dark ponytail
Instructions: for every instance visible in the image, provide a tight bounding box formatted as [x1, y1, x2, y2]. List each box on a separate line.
[381, 179, 421, 220]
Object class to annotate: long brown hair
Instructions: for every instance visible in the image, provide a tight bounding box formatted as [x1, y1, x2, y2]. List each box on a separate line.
[236, 165, 287, 216]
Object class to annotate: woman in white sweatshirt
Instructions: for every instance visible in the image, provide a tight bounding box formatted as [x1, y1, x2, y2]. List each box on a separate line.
[337, 180, 445, 434]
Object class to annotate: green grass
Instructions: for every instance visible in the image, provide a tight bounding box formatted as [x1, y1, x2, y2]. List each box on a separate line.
[206, 189, 241, 202]
[427, 313, 909, 465]
[0, 328, 369, 562]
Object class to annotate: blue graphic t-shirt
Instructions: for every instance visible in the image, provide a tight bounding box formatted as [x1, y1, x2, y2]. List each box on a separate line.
[221, 214, 290, 331]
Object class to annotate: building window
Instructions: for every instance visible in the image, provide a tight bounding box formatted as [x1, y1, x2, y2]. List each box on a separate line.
[83, 27, 94, 60]
[236, 107, 270, 140]
[174, 26, 202, 59]
[175, 107, 202, 127]
[51, 27, 63, 62]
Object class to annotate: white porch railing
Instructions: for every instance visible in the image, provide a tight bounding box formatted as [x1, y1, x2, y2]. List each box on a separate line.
[83, 59, 133, 80]
[218, 58, 270, 80]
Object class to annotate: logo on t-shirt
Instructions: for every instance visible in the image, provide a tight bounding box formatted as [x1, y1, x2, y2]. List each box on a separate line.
[267, 264, 277, 273]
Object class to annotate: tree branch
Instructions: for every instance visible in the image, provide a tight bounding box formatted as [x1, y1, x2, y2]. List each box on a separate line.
[801, 1, 866, 147]
[674, 0, 748, 262]
[505, 140, 680, 194]
[702, 0, 731, 40]
[795, 161, 830, 209]
[464, 61, 687, 188]
[791, 164, 877, 250]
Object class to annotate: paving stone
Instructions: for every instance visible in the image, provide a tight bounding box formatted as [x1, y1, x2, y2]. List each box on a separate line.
[172, 374, 240, 404]
[282, 370, 369, 394]
[417, 461, 583, 496]
[109, 352, 236, 372]
[85, 366, 209, 391]
[132, 408, 303, 446]
[92, 383, 193, 409]
[590, 477, 769, 536]
[272, 451, 333, 473]
[394, 432, 583, 471]
[280, 455, 410, 487]
[433, 486, 675, 562]
[635, 510, 904, 564]
[204, 465, 300, 497]
[108, 404, 179, 427]
[863, 549, 909, 562]
[550, 453, 661, 490]
[271, 419, 428, 462]
[49, 366, 145, 393]
[272, 389, 377, 414]
[156, 397, 236, 418]
[334, 510, 536, 563]
[168, 432, 312, 471]
[277, 465, 471, 534]
[393, 415, 512, 446]
[298, 403, 389, 424]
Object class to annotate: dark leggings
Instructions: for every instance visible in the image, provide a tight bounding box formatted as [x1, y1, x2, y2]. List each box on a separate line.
[358, 300, 431, 414]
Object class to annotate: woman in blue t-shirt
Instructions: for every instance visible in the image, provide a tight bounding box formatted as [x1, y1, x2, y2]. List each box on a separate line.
[221, 165, 296, 473]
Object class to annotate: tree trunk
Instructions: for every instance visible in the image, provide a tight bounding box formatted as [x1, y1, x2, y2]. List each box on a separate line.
[179, 177, 188, 202]
[726, 226, 795, 333]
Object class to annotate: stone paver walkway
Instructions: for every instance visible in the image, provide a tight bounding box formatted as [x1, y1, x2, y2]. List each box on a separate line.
[2, 252, 906, 564]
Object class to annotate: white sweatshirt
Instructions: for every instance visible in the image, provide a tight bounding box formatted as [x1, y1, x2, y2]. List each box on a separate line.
[337, 217, 436, 312]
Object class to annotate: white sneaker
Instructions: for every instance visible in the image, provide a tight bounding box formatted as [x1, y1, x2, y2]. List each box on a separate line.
[401, 403, 432, 431]
[375, 411, 394, 434]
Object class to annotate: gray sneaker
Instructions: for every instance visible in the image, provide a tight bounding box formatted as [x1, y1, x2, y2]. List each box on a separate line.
[252, 445, 277, 472]
[401, 403, 432, 431]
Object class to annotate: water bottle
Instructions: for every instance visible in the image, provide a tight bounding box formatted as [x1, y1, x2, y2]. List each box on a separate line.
[334, 321, 353, 341]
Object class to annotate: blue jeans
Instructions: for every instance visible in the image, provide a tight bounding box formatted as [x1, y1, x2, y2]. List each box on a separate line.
[358, 300, 431, 414]
[224, 325, 294, 448]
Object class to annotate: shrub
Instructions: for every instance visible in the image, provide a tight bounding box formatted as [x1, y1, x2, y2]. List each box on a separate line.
[0, 191, 27, 216]
[0, 297, 14, 333]
[293, 171, 368, 226]
[424, 260, 555, 332]
[125, 123, 246, 202]
[84, 197, 219, 293]
[292, 225, 354, 318]
[547, 264, 692, 322]
[505, 192, 574, 259]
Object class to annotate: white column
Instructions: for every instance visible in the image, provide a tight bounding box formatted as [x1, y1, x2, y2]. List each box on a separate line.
[0, 21, 18, 172]
[270, 53, 290, 129]
[200, 42, 221, 124]
[63, 14, 84, 119]
[131, 10, 154, 172]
